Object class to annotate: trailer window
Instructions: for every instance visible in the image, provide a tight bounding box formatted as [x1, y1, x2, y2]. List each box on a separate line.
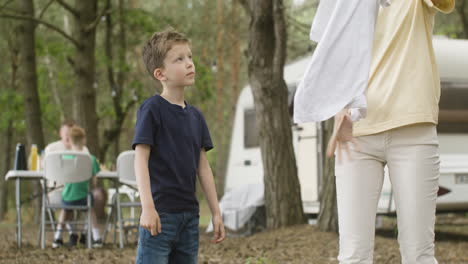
[438, 82, 468, 133]
[244, 109, 259, 148]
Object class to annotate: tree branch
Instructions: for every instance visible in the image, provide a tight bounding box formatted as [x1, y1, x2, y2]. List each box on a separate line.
[0, 12, 81, 47]
[286, 14, 311, 35]
[85, 6, 111, 32]
[124, 100, 136, 114]
[38, 0, 54, 20]
[54, 0, 79, 17]
[0, 0, 15, 12]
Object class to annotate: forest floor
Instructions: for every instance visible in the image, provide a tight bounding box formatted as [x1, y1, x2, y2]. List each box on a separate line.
[0, 213, 468, 264]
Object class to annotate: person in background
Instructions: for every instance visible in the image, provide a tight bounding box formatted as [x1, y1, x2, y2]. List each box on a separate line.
[52, 126, 103, 248]
[45, 120, 107, 239]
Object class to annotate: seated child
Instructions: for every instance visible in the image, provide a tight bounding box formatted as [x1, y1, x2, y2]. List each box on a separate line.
[52, 125, 103, 248]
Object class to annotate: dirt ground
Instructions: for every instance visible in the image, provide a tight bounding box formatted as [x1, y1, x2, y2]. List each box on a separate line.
[1, 214, 468, 264]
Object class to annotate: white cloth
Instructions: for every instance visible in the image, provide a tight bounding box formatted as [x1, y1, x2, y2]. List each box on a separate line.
[335, 124, 439, 263]
[206, 184, 264, 233]
[294, 0, 390, 123]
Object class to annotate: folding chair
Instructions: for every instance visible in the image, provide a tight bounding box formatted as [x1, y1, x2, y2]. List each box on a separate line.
[104, 150, 140, 248]
[41, 152, 93, 249]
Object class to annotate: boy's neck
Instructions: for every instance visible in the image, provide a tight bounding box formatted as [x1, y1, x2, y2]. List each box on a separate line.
[160, 86, 186, 107]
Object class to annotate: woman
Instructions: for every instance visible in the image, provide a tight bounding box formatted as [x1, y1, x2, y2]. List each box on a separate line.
[330, 0, 455, 263]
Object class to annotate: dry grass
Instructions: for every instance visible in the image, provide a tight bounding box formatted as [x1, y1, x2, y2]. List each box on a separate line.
[0, 214, 467, 264]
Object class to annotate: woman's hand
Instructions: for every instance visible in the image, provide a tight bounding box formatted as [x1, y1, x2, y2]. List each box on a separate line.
[326, 109, 358, 161]
[431, 0, 452, 8]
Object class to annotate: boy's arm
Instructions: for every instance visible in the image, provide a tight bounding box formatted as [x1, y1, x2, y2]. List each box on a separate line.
[135, 144, 161, 236]
[198, 149, 225, 243]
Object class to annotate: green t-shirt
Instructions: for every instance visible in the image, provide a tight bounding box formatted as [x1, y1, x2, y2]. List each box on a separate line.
[62, 154, 100, 202]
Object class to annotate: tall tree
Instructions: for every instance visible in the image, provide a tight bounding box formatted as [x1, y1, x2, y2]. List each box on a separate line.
[213, 0, 226, 198]
[1, 0, 104, 155]
[69, 0, 100, 155]
[0, 37, 17, 219]
[15, 0, 45, 222]
[0, 119, 13, 220]
[214, 0, 244, 199]
[100, 0, 136, 161]
[317, 120, 338, 232]
[457, 0, 468, 37]
[240, 0, 306, 228]
[15, 0, 45, 151]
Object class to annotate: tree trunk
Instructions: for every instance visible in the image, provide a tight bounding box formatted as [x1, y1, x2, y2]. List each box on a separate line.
[242, 0, 306, 229]
[214, 0, 243, 199]
[218, 0, 243, 198]
[15, 0, 45, 223]
[215, 0, 225, 126]
[0, 33, 20, 220]
[317, 119, 339, 232]
[0, 120, 13, 220]
[230, 1, 242, 107]
[458, 0, 468, 38]
[213, 0, 226, 198]
[100, 0, 135, 161]
[71, 0, 100, 155]
[44, 55, 66, 122]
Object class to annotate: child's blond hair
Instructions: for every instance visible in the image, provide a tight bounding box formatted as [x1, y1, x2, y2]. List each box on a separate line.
[68, 125, 86, 149]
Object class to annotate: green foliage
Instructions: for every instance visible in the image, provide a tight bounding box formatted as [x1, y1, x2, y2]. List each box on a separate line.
[126, 8, 174, 40]
[0, 0, 466, 168]
[0, 89, 25, 132]
[186, 59, 215, 104]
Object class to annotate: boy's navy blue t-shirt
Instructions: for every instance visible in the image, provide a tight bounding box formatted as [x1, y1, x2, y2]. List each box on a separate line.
[132, 94, 213, 213]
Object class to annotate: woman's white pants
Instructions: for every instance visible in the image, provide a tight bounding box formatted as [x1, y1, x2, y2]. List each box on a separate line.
[335, 124, 439, 264]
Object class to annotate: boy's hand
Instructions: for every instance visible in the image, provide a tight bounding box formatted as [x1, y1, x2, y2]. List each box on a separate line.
[140, 208, 161, 236]
[326, 108, 358, 161]
[211, 213, 225, 243]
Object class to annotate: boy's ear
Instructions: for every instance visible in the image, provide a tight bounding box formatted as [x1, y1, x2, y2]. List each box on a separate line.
[153, 68, 166, 81]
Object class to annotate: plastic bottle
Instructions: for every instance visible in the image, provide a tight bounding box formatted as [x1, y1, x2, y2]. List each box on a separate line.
[30, 144, 38, 171]
[14, 143, 27, 170]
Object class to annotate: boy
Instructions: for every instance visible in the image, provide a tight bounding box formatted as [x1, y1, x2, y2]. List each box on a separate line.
[133, 29, 225, 263]
[52, 126, 103, 248]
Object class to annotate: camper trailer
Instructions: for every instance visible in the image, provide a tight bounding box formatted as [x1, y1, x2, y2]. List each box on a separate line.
[223, 37, 468, 221]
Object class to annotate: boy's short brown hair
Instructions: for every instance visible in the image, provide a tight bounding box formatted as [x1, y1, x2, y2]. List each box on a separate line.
[142, 29, 190, 79]
[68, 126, 86, 148]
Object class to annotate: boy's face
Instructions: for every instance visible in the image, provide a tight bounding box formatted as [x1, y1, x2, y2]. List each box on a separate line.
[154, 43, 196, 88]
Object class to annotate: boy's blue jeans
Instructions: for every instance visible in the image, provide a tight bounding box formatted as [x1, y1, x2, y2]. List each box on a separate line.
[136, 211, 199, 264]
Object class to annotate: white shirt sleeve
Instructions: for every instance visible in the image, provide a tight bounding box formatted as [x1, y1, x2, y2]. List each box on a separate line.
[294, 0, 388, 123]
